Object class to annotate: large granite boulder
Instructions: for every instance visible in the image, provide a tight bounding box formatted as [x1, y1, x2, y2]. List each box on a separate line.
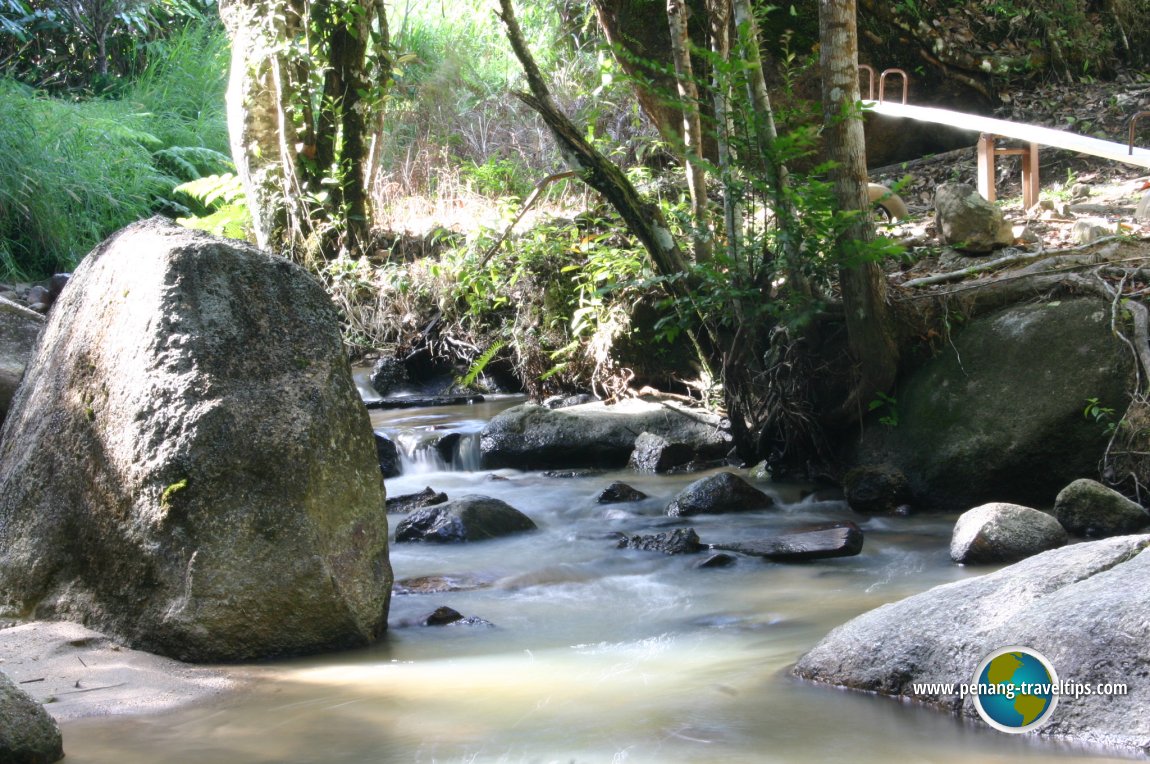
[0, 671, 64, 764]
[851, 298, 1132, 510]
[480, 398, 731, 470]
[949, 502, 1068, 564]
[0, 296, 45, 426]
[1053, 478, 1150, 538]
[394, 495, 537, 543]
[795, 536, 1150, 751]
[0, 218, 392, 662]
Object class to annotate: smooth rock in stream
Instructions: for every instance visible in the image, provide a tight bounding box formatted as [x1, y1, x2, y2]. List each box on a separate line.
[712, 522, 864, 562]
[0, 671, 64, 764]
[480, 398, 731, 470]
[0, 218, 392, 662]
[374, 432, 401, 478]
[949, 502, 1068, 564]
[1052, 478, 1150, 538]
[794, 535, 1150, 752]
[666, 472, 774, 517]
[843, 464, 912, 514]
[394, 495, 537, 543]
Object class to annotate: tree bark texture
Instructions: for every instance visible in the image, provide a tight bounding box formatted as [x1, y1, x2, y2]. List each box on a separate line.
[219, 0, 388, 258]
[819, 0, 899, 419]
[666, 0, 711, 260]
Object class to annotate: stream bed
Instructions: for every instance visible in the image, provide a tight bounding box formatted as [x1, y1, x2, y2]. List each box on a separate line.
[57, 399, 1137, 763]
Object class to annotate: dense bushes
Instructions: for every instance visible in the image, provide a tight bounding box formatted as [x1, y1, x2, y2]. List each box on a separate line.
[0, 21, 229, 280]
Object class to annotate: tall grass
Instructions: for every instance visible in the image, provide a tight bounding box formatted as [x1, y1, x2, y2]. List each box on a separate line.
[0, 21, 230, 281]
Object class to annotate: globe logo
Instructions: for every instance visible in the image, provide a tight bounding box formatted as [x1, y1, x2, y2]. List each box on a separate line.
[971, 646, 1059, 733]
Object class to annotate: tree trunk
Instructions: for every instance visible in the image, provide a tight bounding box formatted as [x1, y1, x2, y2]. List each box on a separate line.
[819, 0, 899, 421]
[220, 0, 389, 259]
[497, 0, 689, 282]
[667, 0, 711, 260]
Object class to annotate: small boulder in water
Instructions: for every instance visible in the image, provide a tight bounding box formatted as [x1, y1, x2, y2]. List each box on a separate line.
[666, 472, 774, 517]
[394, 495, 537, 543]
[628, 431, 696, 473]
[843, 464, 912, 514]
[596, 481, 648, 504]
[616, 527, 703, 555]
[950, 502, 1067, 564]
[696, 552, 737, 568]
[369, 356, 408, 396]
[374, 432, 401, 478]
[0, 671, 64, 764]
[712, 522, 864, 562]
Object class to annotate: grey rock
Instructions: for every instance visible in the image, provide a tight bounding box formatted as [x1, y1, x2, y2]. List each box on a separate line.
[0, 671, 64, 764]
[616, 527, 703, 555]
[596, 481, 648, 504]
[368, 356, 408, 396]
[0, 218, 392, 662]
[950, 502, 1068, 564]
[628, 431, 697, 473]
[934, 183, 1013, 253]
[480, 398, 731, 470]
[712, 522, 864, 562]
[843, 464, 912, 514]
[666, 471, 774, 517]
[850, 298, 1132, 510]
[386, 486, 448, 514]
[374, 432, 401, 478]
[422, 606, 465, 626]
[794, 536, 1150, 752]
[393, 574, 490, 595]
[542, 393, 597, 409]
[1054, 478, 1150, 538]
[394, 495, 537, 543]
[0, 296, 45, 426]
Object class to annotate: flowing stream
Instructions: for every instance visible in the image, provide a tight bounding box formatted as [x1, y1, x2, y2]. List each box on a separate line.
[58, 399, 1136, 763]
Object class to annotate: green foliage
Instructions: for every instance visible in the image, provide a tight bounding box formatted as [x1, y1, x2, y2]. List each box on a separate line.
[175, 173, 251, 240]
[0, 19, 230, 281]
[869, 392, 900, 428]
[1084, 397, 1118, 436]
[456, 339, 507, 389]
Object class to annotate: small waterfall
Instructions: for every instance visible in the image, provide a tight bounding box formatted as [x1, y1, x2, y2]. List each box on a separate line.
[390, 430, 483, 474]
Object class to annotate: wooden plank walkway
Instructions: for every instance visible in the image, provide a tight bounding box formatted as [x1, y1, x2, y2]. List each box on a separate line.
[865, 100, 1150, 209]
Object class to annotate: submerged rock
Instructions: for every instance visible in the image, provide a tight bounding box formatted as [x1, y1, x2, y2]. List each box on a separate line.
[1053, 478, 1150, 538]
[616, 527, 703, 555]
[795, 536, 1150, 752]
[386, 486, 448, 514]
[950, 502, 1068, 564]
[696, 552, 737, 569]
[0, 218, 392, 662]
[480, 398, 731, 470]
[0, 672, 64, 764]
[712, 522, 864, 562]
[394, 495, 537, 543]
[666, 472, 774, 517]
[369, 356, 408, 396]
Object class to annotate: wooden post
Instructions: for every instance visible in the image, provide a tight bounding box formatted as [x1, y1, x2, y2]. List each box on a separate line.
[1021, 142, 1040, 209]
[977, 133, 997, 203]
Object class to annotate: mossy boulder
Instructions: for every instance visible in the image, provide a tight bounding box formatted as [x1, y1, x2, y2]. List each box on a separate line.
[1053, 478, 1150, 538]
[852, 298, 1132, 510]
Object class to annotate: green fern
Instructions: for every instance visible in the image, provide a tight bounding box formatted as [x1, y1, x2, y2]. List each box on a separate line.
[457, 340, 506, 389]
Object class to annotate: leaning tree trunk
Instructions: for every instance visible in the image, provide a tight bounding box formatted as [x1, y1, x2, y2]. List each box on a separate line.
[819, 0, 899, 422]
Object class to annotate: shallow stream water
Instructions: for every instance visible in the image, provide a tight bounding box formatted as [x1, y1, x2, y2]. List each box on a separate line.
[58, 399, 1138, 763]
